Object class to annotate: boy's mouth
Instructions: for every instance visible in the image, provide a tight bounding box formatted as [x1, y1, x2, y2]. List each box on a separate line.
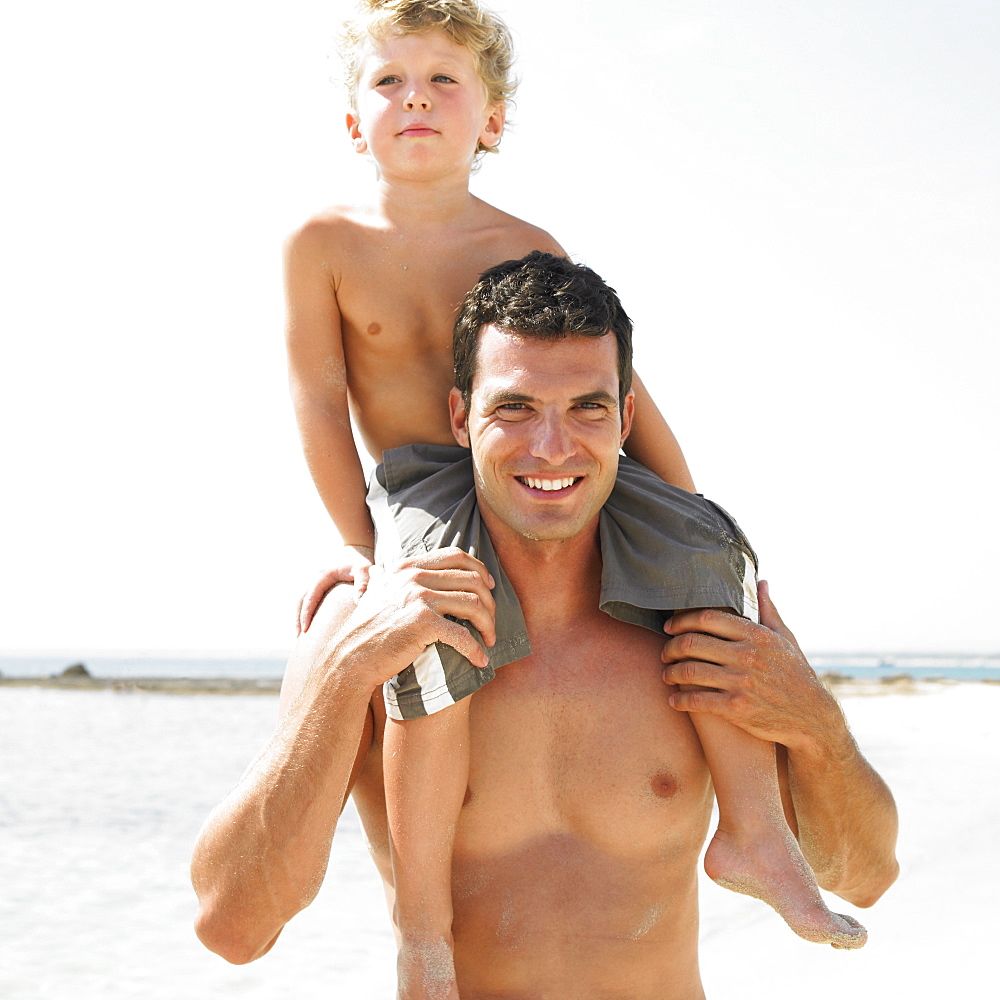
[399, 125, 437, 137]
[515, 476, 582, 494]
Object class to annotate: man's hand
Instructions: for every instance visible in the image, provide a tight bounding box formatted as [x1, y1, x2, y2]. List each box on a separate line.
[296, 544, 376, 635]
[661, 580, 843, 751]
[318, 547, 497, 695]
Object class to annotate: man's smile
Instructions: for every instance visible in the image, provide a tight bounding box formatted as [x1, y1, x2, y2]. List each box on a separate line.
[514, 475, 583, 493]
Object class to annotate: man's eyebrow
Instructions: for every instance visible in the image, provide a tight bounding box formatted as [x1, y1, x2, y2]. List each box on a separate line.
[481, 390, 535, 407]
[572, 391, 618, 406]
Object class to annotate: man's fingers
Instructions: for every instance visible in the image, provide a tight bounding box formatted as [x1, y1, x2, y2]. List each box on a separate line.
[664, 607, 749, 642]
[661, 659, 732, 690]
[403, 547, 495, 589]
[423, 588, 496, 647]
[434, 617, 491, 669]
[660, 629, 732, 667]
[666, 685, 728, 715]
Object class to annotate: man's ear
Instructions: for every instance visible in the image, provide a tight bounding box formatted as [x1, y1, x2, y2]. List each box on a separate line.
[479, 102, 506, 149]
[450, 387, 470, 447]
[347, 112, 368, 154]
[619, 389, 635, 447]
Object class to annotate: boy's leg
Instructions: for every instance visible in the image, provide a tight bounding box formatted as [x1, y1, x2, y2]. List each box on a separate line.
[385, 696, 471, 1000]
[688, 707, 867, 949]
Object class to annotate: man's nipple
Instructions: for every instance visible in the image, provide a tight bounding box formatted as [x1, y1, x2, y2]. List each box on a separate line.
[367, 322, 381, 336]
[650, 772, 680, 800]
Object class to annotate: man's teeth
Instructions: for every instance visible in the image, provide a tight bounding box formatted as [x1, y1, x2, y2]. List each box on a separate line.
[522, 477, 576, 491]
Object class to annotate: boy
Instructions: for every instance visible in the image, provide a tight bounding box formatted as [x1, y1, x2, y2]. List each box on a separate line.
[285, 2, 865, 996]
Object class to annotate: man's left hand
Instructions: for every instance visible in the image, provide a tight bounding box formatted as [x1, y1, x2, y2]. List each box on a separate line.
[661, 580, 843, 751]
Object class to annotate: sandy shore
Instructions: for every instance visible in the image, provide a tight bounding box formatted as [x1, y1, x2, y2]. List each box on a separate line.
[2, 679, 997, 997]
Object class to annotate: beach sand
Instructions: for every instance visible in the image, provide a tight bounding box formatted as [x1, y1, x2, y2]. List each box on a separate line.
[1, 680, 996, 998]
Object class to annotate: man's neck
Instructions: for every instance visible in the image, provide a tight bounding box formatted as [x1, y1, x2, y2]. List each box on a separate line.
[485, 515, 604, 631]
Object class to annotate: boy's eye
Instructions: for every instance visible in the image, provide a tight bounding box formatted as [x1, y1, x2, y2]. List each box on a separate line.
[375, 75, 400, 86]
[432, 74, 456, 83]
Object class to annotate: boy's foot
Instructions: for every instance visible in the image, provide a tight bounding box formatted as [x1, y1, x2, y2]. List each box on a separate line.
[704, 826, 868, 949]
[397, 938, 460, 1000]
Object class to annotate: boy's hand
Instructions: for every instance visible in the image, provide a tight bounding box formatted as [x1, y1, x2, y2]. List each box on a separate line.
[296, 544, 375, 635]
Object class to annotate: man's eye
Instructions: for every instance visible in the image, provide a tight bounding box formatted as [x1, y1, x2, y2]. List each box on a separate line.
[497, 403, 527, 416]
[576, 402, 606, 414]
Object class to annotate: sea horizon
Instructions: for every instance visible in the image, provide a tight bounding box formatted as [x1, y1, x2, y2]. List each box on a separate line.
[2, 650, 999, 682]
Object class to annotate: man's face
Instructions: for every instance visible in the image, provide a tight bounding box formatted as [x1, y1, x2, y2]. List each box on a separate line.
[450, 325, 634, 547]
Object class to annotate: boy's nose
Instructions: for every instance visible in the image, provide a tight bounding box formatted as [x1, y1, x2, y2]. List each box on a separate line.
[403, 89, 431, 110]
[528, 415, 576, 466]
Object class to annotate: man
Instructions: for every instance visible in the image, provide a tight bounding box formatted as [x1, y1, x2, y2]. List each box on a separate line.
[191, 255, 898, 998]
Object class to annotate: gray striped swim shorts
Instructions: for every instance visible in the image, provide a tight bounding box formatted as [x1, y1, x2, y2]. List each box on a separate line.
[368, 444, 758, 721]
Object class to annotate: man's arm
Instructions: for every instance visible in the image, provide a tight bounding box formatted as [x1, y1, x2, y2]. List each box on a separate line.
[191, 550, 495, 964]
[661, 581, 899, 908]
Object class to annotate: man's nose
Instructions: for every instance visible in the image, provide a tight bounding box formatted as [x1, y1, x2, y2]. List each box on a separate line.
[403, 88, 431, 111]
[528, 414, 576, 466]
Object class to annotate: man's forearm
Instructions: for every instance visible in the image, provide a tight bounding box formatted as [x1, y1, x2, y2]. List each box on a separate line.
[783, 706, 899, 908]
[191, 602, 375, 964]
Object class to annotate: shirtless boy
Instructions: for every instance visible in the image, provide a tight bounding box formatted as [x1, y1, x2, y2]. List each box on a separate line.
[282, 2, 866, 996]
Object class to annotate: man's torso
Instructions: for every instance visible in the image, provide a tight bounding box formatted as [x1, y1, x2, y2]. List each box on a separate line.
[353, 608, 713, 999]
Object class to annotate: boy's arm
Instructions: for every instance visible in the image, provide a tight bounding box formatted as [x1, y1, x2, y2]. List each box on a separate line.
[284, 219, 375, 554]
[623, 372, 696, 492]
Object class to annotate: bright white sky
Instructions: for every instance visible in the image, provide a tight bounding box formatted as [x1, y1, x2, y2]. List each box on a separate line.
[2, 0, 997, 656]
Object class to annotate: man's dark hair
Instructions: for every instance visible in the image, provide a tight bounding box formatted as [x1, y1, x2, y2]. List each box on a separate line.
[453, 251, 634, 410]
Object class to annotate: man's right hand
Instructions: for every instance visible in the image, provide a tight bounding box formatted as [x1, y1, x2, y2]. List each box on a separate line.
[317, 547, 497, 694]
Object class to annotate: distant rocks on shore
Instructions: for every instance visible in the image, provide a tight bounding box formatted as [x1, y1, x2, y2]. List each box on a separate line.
[59, 663, 91, 678]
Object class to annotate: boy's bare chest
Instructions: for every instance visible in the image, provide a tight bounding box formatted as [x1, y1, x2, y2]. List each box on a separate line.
[336, 237, 503, 353]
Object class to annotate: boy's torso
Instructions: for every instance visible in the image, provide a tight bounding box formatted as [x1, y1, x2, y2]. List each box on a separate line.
[352, 609, 712, 999]
[314, 198, 561, 458]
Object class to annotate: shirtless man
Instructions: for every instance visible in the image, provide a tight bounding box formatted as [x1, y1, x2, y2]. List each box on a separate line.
[191, 257, 898, 997]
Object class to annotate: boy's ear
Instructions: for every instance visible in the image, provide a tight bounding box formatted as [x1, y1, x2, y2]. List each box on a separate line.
[450, 387, 471, 447]
[619, 389, 635, 447]
[346, 112, 368, 154]
[479, 102, 506, 149]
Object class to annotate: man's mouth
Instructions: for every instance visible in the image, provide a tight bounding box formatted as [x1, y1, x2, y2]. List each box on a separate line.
[515, 476, 582, 493]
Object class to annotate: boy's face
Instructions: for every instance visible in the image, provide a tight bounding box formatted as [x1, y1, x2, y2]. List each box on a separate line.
[347, 29, 504, 179]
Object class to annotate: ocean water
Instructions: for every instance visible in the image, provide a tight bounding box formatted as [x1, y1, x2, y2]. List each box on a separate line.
[2, 651, 998, 682]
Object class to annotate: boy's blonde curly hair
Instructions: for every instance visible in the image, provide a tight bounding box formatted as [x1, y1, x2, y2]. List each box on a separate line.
[339, 0, 517, 156]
